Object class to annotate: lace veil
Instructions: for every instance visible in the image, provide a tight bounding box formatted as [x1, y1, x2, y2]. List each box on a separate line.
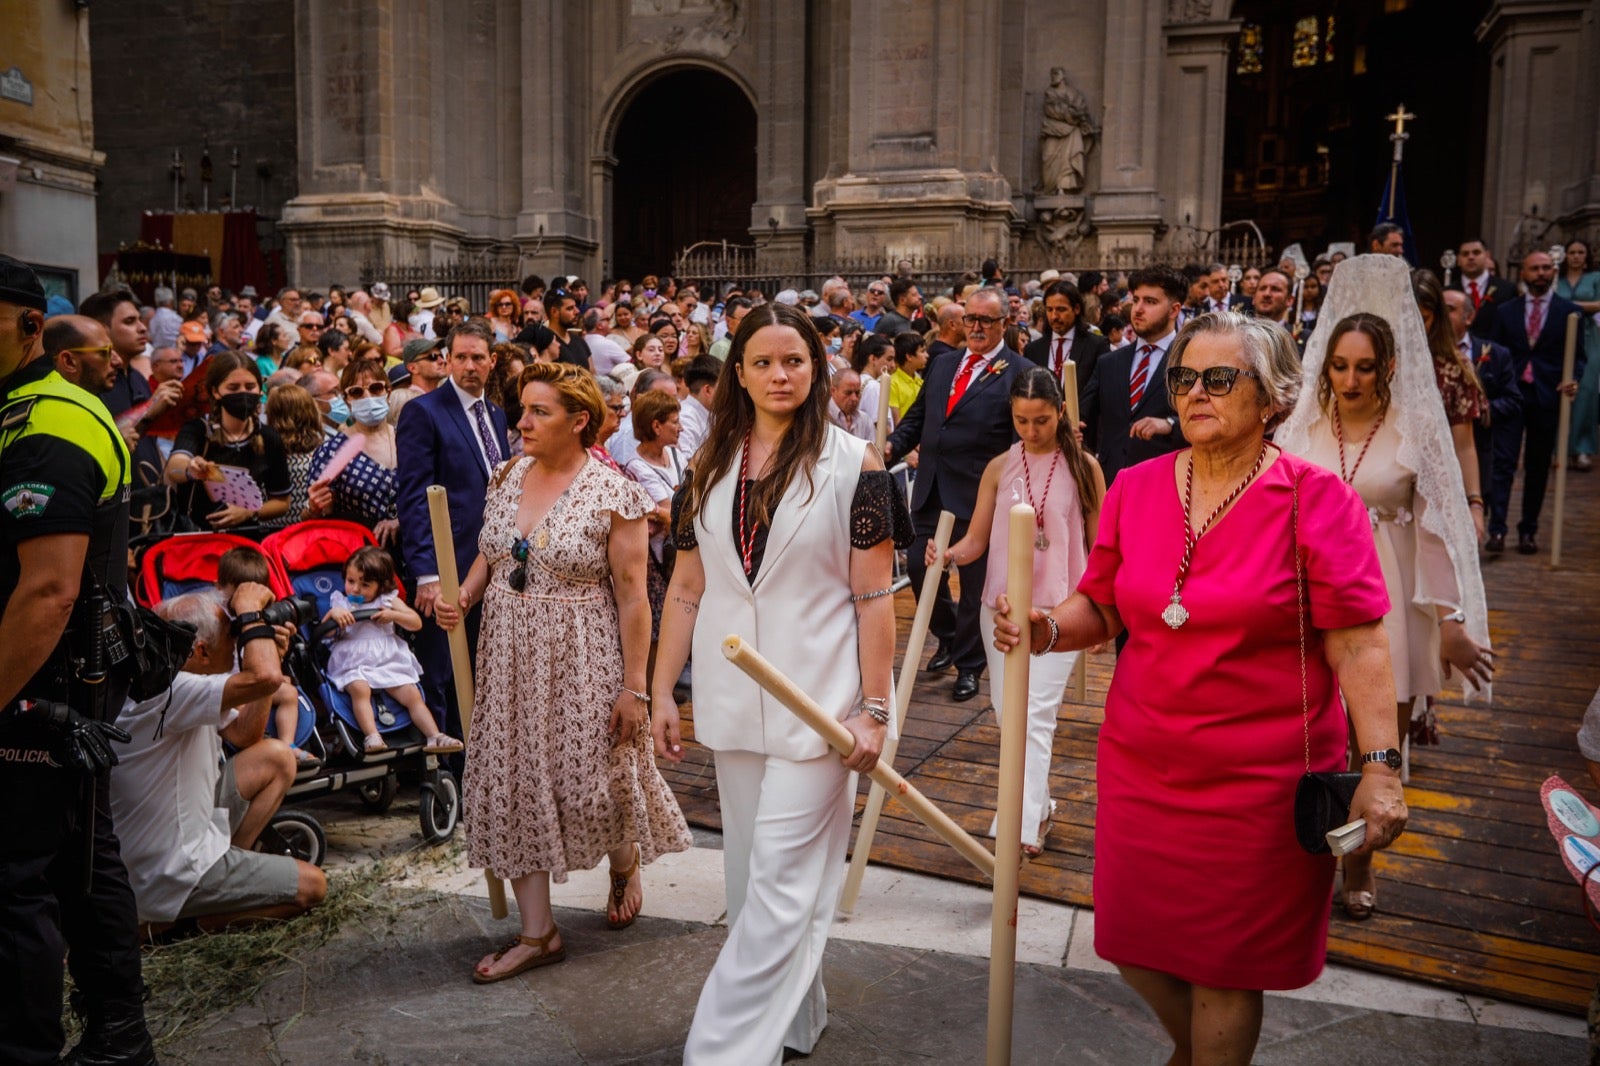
[1276, 254, 1491, 701]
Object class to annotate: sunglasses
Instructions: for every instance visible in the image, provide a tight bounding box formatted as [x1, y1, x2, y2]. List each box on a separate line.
[497, 301, 517, 309]
[1165, 365, 1261, 396]
[343, 381, 389, 399]
[62, 345, 114, 357]
[299, 322, 324, 330]
[508, 537, 532, 592]
[962, 315, 1003, 327]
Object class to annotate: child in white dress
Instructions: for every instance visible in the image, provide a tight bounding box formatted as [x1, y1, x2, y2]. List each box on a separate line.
[323, 546, 463, 754]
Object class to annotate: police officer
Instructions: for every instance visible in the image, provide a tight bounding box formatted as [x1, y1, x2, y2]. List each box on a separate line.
[0, 255, 155, 1065]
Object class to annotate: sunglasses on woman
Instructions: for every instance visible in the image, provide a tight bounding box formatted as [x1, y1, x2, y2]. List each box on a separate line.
[1165, 365, 1261, 396]
[508, 537, 532, 592]
[343, 381, 389, 400]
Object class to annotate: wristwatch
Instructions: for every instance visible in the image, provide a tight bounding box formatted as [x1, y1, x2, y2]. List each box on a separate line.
[1439, 608, 1466, 626]
[1361, 748, 1402, 771]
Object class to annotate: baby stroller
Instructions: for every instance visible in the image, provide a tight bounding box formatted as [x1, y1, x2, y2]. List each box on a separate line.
[131, 530, 330, 864]
[259, 520, 461, 845]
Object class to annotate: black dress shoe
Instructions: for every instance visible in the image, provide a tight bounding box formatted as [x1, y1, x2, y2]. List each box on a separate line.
[952, 670, 981, 702]
[927, 645, 955, 673]
[1517, 533, 1538, 555]
[1485, 533, 1504, 555]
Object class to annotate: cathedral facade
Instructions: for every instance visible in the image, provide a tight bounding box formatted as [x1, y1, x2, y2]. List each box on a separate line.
[82, 0, 1600, 290]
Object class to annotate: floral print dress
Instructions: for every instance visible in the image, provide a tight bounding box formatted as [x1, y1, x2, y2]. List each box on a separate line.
[463, 456, 692, 881]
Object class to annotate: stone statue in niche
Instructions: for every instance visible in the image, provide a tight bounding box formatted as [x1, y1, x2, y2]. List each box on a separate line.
[1039, 67, 1097, 195]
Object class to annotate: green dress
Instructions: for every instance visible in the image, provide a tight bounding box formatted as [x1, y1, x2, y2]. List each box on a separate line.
[1556, 270, 1600, 456]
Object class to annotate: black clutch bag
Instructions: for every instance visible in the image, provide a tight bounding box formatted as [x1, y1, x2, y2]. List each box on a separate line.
[1285, 475, 1363, 855]
[1293, 771, 1362, 854]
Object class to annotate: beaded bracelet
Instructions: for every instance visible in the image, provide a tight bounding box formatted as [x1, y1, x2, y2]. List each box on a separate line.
[860, 696, 892, 725]
[1032, 615, 1060, 657]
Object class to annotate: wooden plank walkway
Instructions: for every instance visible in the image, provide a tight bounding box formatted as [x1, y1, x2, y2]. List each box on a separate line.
[660, 469, 1600, 1014]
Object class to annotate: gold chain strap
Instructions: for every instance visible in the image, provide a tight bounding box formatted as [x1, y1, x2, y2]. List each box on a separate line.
[1294, 473, 1309, 773]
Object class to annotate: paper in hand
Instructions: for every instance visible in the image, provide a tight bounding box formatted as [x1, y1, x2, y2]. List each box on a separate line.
[314, 434, 367, 487]
[204, 465, 265, 511]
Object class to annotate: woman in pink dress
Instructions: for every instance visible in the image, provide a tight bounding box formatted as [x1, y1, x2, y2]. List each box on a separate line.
[995, 312, 1409, 1065]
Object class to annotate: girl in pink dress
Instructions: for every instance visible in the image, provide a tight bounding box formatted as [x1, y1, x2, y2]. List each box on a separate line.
[935, 367, 1104, 855]
[994, 311, 1408, 1065]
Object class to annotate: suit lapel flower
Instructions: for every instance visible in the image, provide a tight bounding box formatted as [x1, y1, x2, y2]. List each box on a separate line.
[986, 358, 1009, 377]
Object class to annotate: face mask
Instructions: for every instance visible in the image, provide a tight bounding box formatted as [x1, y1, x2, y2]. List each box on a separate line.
[351, 396, 390, 426]
[643, 288, 656, 299]
[327, 397, 350, 425]
[218, 391, 259, 420]
[827, 337, 842, 355]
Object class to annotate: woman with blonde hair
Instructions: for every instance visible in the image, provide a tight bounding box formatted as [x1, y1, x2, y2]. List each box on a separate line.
[438, 361, 691, 983]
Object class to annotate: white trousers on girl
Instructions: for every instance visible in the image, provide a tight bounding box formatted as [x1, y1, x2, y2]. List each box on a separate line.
[981, 604, 1078, 846]
[683, 749, 855, 1066]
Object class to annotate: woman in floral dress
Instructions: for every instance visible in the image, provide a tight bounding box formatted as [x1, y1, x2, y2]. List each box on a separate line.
[438, 362, 691, 984]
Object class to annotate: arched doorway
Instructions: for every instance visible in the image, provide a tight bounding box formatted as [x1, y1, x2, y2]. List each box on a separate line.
[1221, 0, 1490, 263]
[609, 67, 758, 281]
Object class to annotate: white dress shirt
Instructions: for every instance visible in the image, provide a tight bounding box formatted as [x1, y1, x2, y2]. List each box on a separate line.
[451, 377, 500, 473]
[677, 394, 711, 461]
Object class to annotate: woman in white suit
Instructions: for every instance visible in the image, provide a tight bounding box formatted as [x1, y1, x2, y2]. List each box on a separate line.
[652, 302, 910, 1064]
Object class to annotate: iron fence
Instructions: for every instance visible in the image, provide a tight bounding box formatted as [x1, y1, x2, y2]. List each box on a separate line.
[358, 261, 523, 314]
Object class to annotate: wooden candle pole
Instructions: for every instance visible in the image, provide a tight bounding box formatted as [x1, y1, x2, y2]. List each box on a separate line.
[1060, 360, 1080, 434]
[987, 505, 1033, 1066]
[874, 370, 892, 453]
[839, 510, 956, 915]
[720, 636, 997, 879]
[1552, 312, 1579, 567]
[1058, 362, 1086, 704]
[426, 486, 509, 920]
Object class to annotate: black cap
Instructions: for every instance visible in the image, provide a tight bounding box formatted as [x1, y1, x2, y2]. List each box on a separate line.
[0, 254, 46, 312]
[387, 363, 413, 389]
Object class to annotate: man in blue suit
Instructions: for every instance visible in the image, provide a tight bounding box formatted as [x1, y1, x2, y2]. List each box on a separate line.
[886, 288, 1023, 702]
[1486, 251, 1585, 554]
[396, 318, 507, 734]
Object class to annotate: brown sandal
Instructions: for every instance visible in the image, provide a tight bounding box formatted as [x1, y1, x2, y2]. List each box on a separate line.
[607, 843, 641, 930]
[471, 926, 565, 984]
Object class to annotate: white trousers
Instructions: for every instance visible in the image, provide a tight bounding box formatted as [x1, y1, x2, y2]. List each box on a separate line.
[684, 749, 855, 1066]
[981, 605, 1078, 846]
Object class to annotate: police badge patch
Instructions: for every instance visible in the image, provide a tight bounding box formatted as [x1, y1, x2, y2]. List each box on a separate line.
[2, 482, 55, 517]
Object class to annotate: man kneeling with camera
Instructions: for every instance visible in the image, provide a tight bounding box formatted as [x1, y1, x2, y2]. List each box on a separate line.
[110, 582, 327, 933]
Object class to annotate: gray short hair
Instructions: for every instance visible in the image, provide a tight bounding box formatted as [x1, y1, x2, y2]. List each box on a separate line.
[211, 311, 241, 332]
[157, 588, 228, 649]
[152, 286, 175, 307]
[1169, 311, 1301, 429]
[593, 373, 623, 400]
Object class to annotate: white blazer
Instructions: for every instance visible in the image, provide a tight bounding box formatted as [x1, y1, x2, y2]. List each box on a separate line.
[691, 425, 895, 761]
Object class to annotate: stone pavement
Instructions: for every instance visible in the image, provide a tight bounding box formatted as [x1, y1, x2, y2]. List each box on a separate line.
[154, 797, 1588, 1065]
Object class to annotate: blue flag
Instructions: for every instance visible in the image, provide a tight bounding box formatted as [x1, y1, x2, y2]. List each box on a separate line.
[1375, 161, 1418, 266]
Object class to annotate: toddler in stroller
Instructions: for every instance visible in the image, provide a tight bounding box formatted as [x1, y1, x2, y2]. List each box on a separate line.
[325, 546, 463, 756]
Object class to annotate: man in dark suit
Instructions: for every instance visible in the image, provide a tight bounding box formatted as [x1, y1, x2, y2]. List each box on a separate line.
[1448, 238, 1519, 339]
[396, 318, 508, 736]
[1023, 280, 1110, 442]
[1446, 288, 1518, 519]
[1081, 265, 1189, 485]
[886, 288, 1022, 702]
[1485, 250, 1585, 553]
[1204, 262, 1249, 314]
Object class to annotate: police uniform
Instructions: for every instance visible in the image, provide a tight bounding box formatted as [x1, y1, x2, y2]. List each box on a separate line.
[0, 355, 153, 1065]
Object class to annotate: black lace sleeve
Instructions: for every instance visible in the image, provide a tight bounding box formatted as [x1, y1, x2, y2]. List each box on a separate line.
[670, 469, 698, 551]
[851, 469, 913, 550]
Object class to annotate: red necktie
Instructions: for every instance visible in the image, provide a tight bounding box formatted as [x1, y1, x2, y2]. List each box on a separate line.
[946, 352, 982, 415]
[1052, 336, 1066, 376]
[1526, 295, 1544, 347]
[1129, 345, 1155, 407]
[1469, 279, 1482, 310]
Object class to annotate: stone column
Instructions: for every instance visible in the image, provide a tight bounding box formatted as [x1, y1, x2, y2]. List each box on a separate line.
[1092, 0, 1166, 255]
[1159, 15, 1241, 247]
[515, 0, 598, 279]
[750, 0, 810, 264]
[808, 0, 1015, 265]
[1476, 0, 1594, 257]
[280, 0, 463, 284]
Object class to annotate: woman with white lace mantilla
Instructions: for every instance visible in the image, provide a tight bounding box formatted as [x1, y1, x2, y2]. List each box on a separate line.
[651, 302, 910, 1065]
[1278, 254, 1493, 922]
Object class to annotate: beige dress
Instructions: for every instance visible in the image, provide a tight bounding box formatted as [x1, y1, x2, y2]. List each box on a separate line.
[1300, 419, 1460, 701]
[463, 456, 692, 881]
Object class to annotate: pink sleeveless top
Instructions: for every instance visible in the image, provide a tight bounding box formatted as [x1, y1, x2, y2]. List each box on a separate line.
[982, 443, 1089, 609]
